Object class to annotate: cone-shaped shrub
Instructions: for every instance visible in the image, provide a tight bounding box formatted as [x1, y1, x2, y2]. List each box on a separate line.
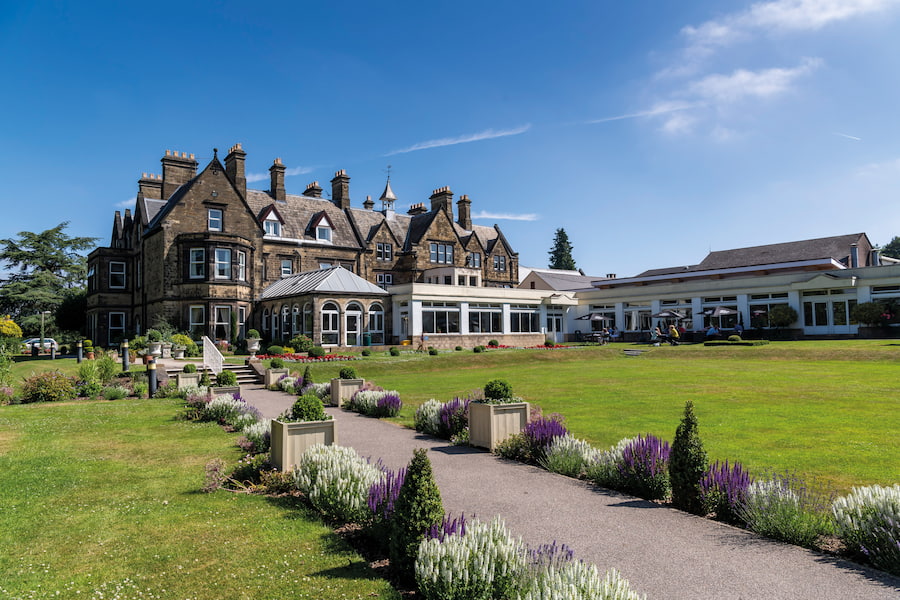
[669, 400, 708, 514]
[301, 365, 314, 385]
[390, 448, 444, 581]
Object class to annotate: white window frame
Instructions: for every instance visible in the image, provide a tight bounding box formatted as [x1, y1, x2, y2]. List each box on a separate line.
[377, 242, 393, 261]
[109, 261, 126, 289]
[190, 248, 205, 279]
[237, 251, 246, 281]
[429, 242, 453, 264]
[214, 305, 231, 341]
[280, 259, 293, 277]
[321, 302, 340, 345]
[376, 272, 393, 289]
[467, 252, 481, 268]
[215, 248, 231, 279]
[493, 255, 507, 272]
[317, 225, 332, 243]
[367, 303, 385, 345]
[264, 218, 281, 236]
[208, 208, 223, 231]
[422, 302, 460, 334]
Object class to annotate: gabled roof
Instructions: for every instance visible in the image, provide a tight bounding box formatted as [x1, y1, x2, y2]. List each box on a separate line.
[259, 266, 389, 300]
[696, 233, 869, 270]
[522, 270, 605, 291]
[246, 189, 362, 249]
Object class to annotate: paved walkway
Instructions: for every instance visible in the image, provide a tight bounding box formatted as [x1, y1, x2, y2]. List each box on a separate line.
[185, 368, 899, 600]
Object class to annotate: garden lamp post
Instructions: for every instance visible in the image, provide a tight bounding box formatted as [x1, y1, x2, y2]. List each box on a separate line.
[40, 310, 51, 356]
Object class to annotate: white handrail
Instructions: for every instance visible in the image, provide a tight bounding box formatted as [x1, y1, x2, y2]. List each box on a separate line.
[202, 336, 224, 375]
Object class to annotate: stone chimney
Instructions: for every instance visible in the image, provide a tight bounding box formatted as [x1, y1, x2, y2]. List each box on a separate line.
[871, 248, 881, 266]
[363, 195, 374, 210]
[161, 150, 198, 198]
[225, 143, 247, 197]
[138, 173, 163, 200]
[304, 181, 323, 198]
[269, 158, 286, 202]
[606, 273, 617, 279]
[457, 194, 472, 230]
[331, 169, 350, 209]
[408, 203, 427, 215]
[429, 186, 453, 219]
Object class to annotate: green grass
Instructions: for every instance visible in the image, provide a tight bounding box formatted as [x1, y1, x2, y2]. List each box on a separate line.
[0, 397, 399, 599]
[300, 341, 900, 494]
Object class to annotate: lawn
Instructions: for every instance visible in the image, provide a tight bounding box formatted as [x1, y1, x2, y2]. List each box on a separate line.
[0, 395, 399, 599]
[303, 340, 899, 494]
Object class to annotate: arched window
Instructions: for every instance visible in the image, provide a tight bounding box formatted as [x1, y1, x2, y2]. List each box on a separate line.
[345, 302, 363, 346]
[262, 308, 270, 333]
[367, 303, 385, 344]
[303, 303, 313, 335]
[292, 304, 301, 338]
[272, 306, 280, 340]
[281, 305, 291, 340]
[321, 302, 340, 345]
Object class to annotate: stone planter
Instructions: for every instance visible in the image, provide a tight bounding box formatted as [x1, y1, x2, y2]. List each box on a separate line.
[210, 385, 241, 397]
[468, 401, 530, 451]
[148, 341, 162, 356]
[265, 368, 290, 388]
[246, 338, 261, 358]
[330, 378, 365, 407]
[270, 419, 337, 471]
[172, 346, 186, 359]
[175, 372, 200, 390]
[161, 343, 173, 359]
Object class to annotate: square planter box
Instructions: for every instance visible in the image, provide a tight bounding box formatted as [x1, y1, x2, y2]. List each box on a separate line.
[175, 372, 200, 390]
[469, 401, 530, 451]
[330, 378, 365, 407]
[210, 385, 240, 396]
[265, 368, 290, 388]
[270, 419, 337, 471]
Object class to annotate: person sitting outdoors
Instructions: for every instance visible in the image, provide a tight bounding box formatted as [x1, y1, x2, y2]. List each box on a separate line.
[667, 324, 680, 346]
[706, 325, 720, 339]
[650, 326, 663, 346]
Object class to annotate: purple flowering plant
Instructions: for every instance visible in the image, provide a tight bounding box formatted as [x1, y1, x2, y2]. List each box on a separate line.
[617, 434, 671, 500]
[700, 460, 752, 524]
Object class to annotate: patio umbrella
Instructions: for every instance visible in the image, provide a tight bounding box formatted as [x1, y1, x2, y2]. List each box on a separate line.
[576, 313, 613, 321]
[651, 310, 685, 319]
[710, 306, 738, 317]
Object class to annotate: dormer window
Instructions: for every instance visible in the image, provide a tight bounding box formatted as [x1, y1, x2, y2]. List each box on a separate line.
[264, 219, 281, 236]
[317, 225, 332, 242]
[311, 212, 335, 243]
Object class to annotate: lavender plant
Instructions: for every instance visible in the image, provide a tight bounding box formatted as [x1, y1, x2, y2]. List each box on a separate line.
[438, 396, 470, 439]
[347, 389, 402, 418]
[368, 466, 406, 525]
[737, 473, 835, 549]
[522, 413, 569, 463]
[617, 435, 671, 501]
[426, 512, 468, 542]
[540, 435, 601, 479]
[700, 460, 752, 524]
[584, 436, 639, 490]
[832, 484, 900, 576]
[293, 444, 382, 523]
[415, 517, 526, 600]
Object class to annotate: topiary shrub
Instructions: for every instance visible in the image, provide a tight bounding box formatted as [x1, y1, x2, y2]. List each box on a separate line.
[361, 349, 371, 356]
[545, 339, 555, 347]
[302, 365, 314, 386]
[216, 370, 237, 387]
[200, 369, 211, 387]
[269, 357, 284, 369]
[20, 371, 77, 403]
[390, 448, 444, 581]
[484, 379, 513, 401]
[339, 366, 358, 380]
[669, 400, 708, 514]
[389, 346, 400, 357]
[247, 329, 261, 339]
[454, 346, 463, 351]
[727, 335, 742, 342]
[267, 345, 285, 356]
[285, 392, 328, 422]
[308, 346, 326, 358]
[289, 335, 314, 353]
[182, 363, 197, 373]
[428, 347, 438, 356]
[488, 339, 499, 347]
[473, 345, 484, 353]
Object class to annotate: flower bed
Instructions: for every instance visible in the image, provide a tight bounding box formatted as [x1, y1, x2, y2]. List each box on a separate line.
[257, 353, 362, 362]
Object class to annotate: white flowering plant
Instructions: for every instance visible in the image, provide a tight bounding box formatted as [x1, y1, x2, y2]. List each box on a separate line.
[832, 484, 900, 576]
[292, 444, 382, 523]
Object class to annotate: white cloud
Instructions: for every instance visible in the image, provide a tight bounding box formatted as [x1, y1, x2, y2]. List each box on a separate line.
[586, 102, 699, 124]
[386, 124, 531, 156]
[687, 58, 821, 104]
[833, 132, 862, 141]
[115, 198, 135, 209]
[471, 211, 539, 222]
[246, 165, 314, 182]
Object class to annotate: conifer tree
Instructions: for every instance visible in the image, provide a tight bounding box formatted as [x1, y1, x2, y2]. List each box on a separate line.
[390, 448, 444, 580]
[548, 228, 576, 270]
[669, 400, 708, 514]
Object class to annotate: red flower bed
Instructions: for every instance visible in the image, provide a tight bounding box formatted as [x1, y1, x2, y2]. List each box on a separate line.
[256, 353, 360, 362]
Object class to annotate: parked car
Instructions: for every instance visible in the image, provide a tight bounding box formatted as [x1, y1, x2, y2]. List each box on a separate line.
[22, 338, 59, 352]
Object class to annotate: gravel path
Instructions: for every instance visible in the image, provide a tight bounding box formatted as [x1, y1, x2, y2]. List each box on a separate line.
[237, 381, 899, 600]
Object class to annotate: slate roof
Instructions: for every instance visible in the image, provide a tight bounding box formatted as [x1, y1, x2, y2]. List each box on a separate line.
[526, 271, 605, 291]
[245, 190, 363, 249]
[635, 233, 869, 277]
[259, 266, 389, 300]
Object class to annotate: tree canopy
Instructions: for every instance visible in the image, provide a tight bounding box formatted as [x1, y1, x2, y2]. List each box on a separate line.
[548, 228, 576, 270]
[0, 222, 98, 335]
[880, 236, 900, 259]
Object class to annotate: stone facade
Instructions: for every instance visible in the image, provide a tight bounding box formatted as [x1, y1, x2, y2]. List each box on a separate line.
[86, 144, 520, 347]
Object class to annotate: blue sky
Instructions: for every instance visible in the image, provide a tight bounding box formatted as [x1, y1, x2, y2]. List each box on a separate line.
[3, 0, 900, 277]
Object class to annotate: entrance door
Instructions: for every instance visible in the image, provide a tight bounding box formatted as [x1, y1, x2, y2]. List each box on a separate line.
[803, 297, 857, 334]
[546, 312, 563, 343]
[345, 304, 362, 345]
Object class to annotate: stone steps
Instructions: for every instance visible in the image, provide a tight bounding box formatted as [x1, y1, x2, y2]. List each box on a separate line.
[164, 362, 261, 385]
